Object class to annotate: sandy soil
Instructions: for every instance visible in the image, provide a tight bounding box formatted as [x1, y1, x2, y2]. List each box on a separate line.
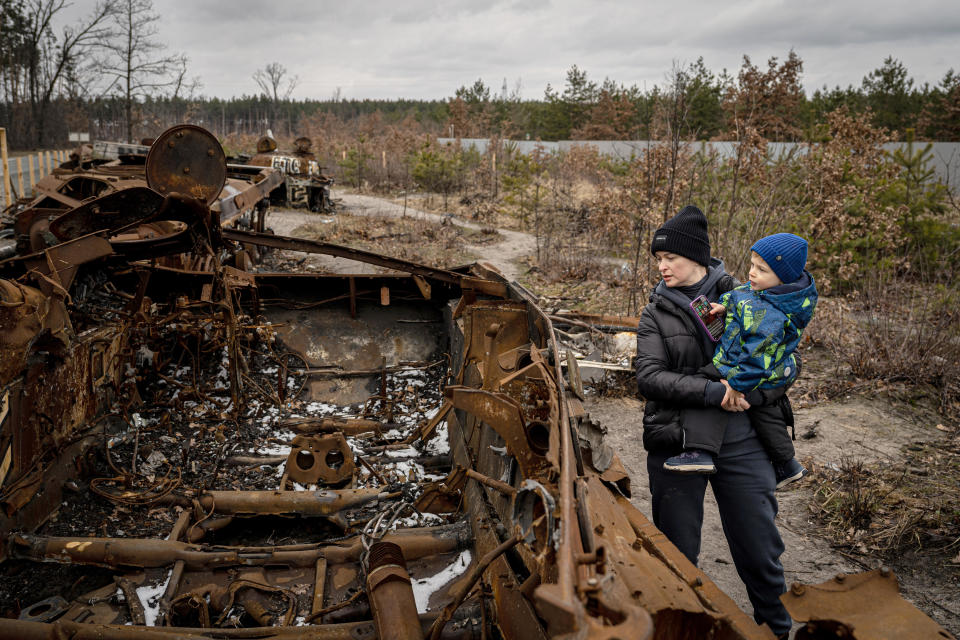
[264, 191, 960, 636]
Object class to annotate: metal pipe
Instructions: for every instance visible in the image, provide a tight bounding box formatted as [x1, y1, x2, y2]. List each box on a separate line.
[196, 489, 385, 515]
[464, 468, 517, 497]
[365, 541, 424, 640]
[9, 522, 468, 570]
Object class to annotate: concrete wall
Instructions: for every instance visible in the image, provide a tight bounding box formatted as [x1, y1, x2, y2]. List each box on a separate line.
[438, 138, 960, 192]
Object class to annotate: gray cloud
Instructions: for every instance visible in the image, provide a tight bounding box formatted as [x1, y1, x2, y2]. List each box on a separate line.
[52, 0, 960, 100]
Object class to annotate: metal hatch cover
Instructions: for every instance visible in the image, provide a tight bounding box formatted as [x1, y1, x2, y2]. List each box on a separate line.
[145, 124, 226, 205]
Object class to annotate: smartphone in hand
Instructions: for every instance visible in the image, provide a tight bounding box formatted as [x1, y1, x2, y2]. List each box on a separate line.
[690, 295, 724, 342]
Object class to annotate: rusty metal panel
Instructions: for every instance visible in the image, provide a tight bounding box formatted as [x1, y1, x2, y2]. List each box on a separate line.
[783, 569, 956, 640]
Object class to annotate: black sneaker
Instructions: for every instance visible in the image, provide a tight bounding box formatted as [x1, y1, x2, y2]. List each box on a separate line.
[775, 458, 807, 489]
[663, 449, 716, 474]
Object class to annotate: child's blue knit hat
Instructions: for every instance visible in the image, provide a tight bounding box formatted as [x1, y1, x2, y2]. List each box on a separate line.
[750, 233, 807, 284]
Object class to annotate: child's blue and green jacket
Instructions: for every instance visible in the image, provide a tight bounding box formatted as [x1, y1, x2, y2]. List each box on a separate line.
[712, 271, 818, 392]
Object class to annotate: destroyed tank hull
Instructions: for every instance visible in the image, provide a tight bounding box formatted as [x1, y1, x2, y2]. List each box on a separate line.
[0, 126, 951, 640]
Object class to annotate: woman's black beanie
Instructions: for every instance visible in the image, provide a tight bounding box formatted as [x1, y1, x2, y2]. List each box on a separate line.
[650, 205, 711, 267]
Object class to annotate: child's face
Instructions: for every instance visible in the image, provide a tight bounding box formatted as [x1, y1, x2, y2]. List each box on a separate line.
[655, 251, 705, 287]
[748, 252, 782, 291]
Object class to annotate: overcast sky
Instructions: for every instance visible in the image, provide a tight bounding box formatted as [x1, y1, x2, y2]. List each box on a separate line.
[60, 0, 960, 101]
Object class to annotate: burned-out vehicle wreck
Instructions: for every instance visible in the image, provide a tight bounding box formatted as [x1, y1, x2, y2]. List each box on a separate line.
[244, 134, 334, 213]
[0, 125, 952, 640]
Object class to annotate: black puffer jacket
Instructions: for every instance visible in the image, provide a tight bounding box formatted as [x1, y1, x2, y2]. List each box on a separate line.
[634, 260, 790, 453]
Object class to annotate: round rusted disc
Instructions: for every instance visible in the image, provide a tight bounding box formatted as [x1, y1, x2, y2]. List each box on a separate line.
[145, 124, 226, 205]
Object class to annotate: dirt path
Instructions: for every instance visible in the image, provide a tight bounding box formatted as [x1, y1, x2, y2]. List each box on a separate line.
[328, 190, 538, 280]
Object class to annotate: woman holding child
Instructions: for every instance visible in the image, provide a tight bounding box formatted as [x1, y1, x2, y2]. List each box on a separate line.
[634, 204, 817, 639]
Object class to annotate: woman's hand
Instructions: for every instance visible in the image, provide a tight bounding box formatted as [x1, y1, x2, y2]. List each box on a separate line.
[720, 380, 751, 412]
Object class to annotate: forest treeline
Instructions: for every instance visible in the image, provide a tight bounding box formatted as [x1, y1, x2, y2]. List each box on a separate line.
[1, 12, 959, 152]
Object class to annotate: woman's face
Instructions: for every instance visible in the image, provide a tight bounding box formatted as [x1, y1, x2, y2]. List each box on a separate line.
[655, 252, 706, 287]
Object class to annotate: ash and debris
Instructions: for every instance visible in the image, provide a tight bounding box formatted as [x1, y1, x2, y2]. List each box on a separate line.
[41, 314, 451, 541]
[0, 267, 462, 624]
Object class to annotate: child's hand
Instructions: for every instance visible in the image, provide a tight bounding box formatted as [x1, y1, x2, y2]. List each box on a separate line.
[709, 303, 726, 316]
[719, 380, 751, 412]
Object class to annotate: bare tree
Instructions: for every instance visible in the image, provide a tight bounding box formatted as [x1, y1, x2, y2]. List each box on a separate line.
[99, 0, 185, 142]
[170, 53, 202, 101]
[253, 62, 298, 132]
[22, 0, 115, 147]
[253, 62, 299, 102]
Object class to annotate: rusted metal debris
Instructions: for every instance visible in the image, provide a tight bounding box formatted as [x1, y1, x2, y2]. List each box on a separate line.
[246, 134, 334, 212]
[0, 124, 952, 640]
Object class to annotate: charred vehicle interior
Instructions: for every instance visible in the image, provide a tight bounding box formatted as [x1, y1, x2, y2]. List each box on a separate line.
[0, 125, 952, 640]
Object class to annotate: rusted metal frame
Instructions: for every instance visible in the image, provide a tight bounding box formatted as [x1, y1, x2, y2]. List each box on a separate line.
[10, 522, 470, 570]
[428, 534, 523, 640]
[444, 386, 548, 480]
[312, 557, 328, 616]
[446, 302, 547, 635]
[539, 313, 577, 590]
[45, 186, 163, 242]
[223, 228, 464, 283]
[17, 234, 114, 294]
[31, 184, 83, 209]
[156, 509, 192, 627]
[0, 613, 484, 640]
[0, 617, 377, 639]
[356, 454, 387, 484]
[613, 493, 774, 638]
[0, 431, 104, 561]
[514, 304, 593, 633]
[214, 169, 283, 227]
[223, 229, 507, 298]
[447, 408, 548, 640]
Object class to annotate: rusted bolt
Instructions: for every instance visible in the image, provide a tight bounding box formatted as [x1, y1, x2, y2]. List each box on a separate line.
[834, 573, 846, 583]
[790, 583, 805, 596]
[631, 539, 643, 551]
[207, 149, 215, 156]
[880, 566, 891, 577]
[594, 524, 604, 535]
[167, 140, 174, 147]
[691, 577, 703, 588]
[183, 167, 190, 174]
[176, 131, 184, 138]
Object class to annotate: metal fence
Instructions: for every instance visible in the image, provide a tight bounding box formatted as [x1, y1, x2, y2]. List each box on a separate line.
[438, 138, 960, 192]
[0, 129, 71, 207]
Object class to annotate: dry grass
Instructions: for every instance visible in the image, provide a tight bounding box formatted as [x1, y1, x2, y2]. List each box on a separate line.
[810, 441, 960, 561]
[291, 212, 500, 269]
